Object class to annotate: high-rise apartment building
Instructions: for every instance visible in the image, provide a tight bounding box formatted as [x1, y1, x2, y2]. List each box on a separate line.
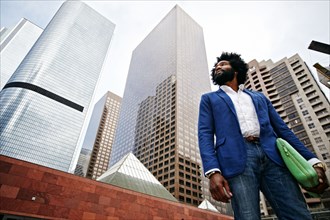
[247, 54, 330, 214]
[82, 91, 121, 179]
[0, 18, 43, 90]
[109, 5, 221, 209]
[0, 1, 115, 172]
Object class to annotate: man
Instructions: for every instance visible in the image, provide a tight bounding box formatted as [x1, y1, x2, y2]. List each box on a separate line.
[198, 52, 328, 220]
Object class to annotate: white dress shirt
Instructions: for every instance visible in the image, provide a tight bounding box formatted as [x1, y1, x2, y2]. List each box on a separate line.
[221, 84, 260, 137]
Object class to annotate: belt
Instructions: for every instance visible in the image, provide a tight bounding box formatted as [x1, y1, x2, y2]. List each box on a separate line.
[245, 136, 260, 143]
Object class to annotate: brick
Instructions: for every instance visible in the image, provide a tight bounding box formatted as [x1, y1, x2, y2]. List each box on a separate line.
[103, 206, 115, 216]
[48, 194, 65, 207]
[26, 169, 44, 181]
[42, 172, 58, 184]
[53, 206, 70, 218]
[61, 186, 82, 197]
[106, 217, 119, 220]
[0, 197, 23, 211]
[64, 197, 80, 209]
[0, 156, 234, 220]
[57, 175, 79, 188]
[83, 211, 96, 220]
[86, 192, 100, 203]
[136, 195, 147, 205]
[78, 201, 93, 211]
[0, 160, 12, 173]
[95, 185, 112, 195]
[33, 192, 50, 204]
[17, 188, 37, 201]
[0, 184, 20, 198]
[81, 182, 96, 193]
[37, 204, 56, 217]
[9, 164, 30, 177]
[68, 209, 84, 220]
[0, 172, 31, 188]
[17, 201, 40, 214]
[96, 214, 108, 220]
[46, 183, 63, 195]
[99, 195, 111, 205]
[30, 179, 48, 192]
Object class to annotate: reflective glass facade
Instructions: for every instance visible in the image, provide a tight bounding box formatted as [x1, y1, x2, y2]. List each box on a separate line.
[0, 1, 115, 172]
[0, 18, 43, 90]
[110, 6, 211, 206]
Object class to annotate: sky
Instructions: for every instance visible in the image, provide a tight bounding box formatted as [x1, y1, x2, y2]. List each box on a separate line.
[1, 0, 329, 104]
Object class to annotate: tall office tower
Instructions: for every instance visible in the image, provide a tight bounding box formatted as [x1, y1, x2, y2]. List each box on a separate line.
[82, 91, 121, 180]
[109, 5, 223, 209]
[0, 1, 115, 172]
[247, 54, 330, 214]
[0, 18, 43, 90]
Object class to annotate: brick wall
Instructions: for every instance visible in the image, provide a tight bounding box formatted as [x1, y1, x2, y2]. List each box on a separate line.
[0, 156, 233, 220]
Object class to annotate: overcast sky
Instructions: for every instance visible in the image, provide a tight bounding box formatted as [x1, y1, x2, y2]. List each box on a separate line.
[1, 0, 329, 103]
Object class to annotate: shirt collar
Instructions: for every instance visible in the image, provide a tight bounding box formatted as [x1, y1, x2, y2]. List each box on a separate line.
[220, 84, 245, 94]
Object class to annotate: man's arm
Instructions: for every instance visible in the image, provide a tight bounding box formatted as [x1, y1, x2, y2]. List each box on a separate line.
[198, 94, 233, 202]
[198, 94, 219, 174]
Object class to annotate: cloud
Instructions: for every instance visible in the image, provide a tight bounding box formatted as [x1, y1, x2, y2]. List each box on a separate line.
[1, 0, 329, 100]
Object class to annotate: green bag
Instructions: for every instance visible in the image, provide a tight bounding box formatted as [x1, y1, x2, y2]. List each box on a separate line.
[276, 138, 319, 193]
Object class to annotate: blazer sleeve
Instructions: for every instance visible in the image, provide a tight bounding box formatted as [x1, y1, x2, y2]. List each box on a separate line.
[198, 94, 221, 175]
[264, 94, 317, 160]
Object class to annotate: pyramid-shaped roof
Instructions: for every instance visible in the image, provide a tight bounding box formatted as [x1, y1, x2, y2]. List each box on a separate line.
[97, 153, 177, 202]
[198, 199, 219, 212]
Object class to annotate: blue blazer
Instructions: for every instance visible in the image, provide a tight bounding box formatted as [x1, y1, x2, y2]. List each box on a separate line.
[198, 88, 316, 178]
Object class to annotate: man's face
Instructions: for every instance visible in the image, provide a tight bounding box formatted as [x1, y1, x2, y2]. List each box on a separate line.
[214, 60, 235, 85]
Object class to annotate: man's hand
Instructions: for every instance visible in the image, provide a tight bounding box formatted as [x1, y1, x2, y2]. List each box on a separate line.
[209, 172, 233, 203]
[304, 167, 329, 194]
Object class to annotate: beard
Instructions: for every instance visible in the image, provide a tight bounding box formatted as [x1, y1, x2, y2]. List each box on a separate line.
[214, 68, 235, 86]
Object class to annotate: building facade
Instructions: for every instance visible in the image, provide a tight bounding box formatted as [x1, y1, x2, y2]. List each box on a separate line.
[82, 91, 121, 180]
[109, 5, 230, 211]
[0, 18, 43, 90]
[74, 147, 91, 177]
[247, 54, 330, 215]
[0, 1, 115, 172]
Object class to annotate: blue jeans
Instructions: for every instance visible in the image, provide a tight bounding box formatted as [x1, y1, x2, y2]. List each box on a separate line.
[227, 140, 312, 220]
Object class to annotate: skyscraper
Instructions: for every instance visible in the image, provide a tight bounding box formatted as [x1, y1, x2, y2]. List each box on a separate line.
[247, 54, 330, 214]
[110, 5, 212, 207]
[0, 18, 43, 90]
[0, 1, 115, 172]
[82, 91, 121, 179]
[74, 147, 91, 177]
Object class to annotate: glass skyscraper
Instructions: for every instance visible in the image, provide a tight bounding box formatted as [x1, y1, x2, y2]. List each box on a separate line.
[110, 5, 212, 207]
[0, 1, 115, 172]
[0, 18, 43, 90]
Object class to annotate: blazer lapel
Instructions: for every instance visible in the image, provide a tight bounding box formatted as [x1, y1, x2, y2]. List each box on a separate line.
[216, 89, 238, 117]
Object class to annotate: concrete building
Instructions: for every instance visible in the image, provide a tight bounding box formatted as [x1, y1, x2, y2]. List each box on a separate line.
[82, 91, 121, 179]
[247, 54, 330, 215]
[0, 1, 115, 172]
